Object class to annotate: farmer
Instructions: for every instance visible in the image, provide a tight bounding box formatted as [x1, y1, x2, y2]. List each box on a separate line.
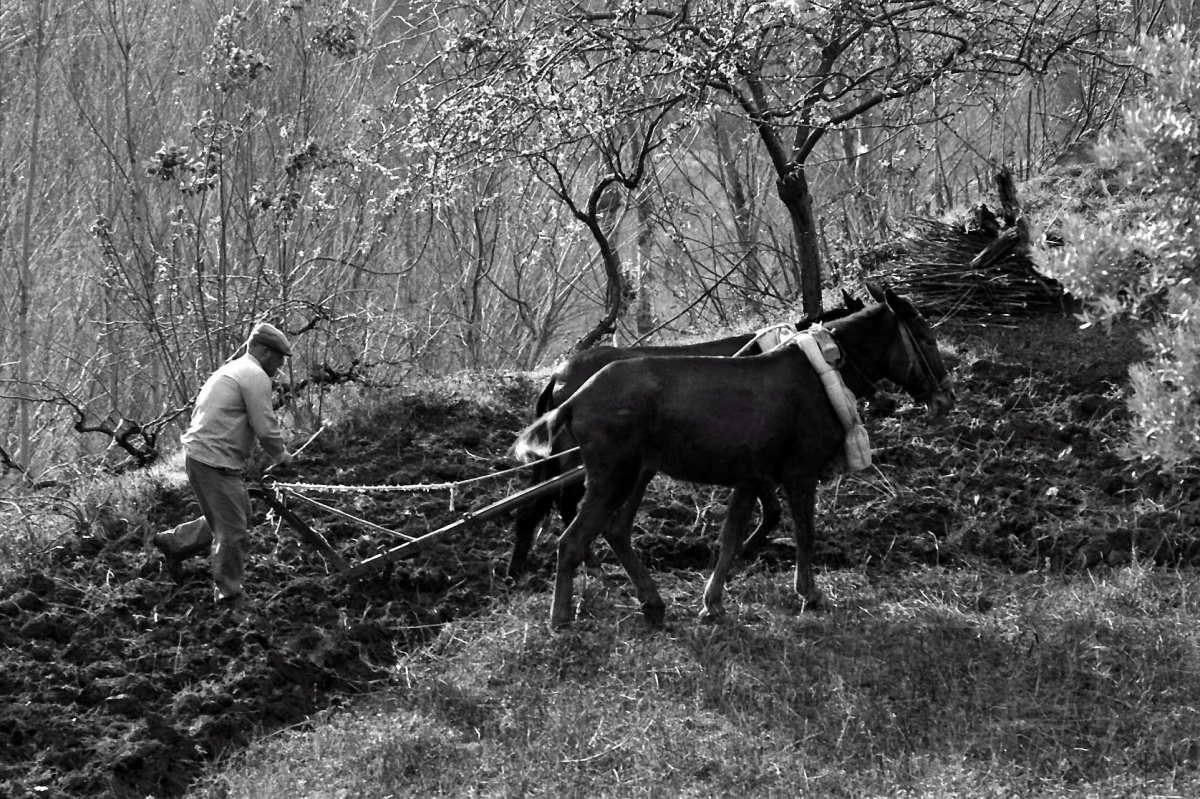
[152, 322, 295, 610]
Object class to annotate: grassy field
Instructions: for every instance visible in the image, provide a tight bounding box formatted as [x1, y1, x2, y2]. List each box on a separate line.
[185, 564, 1200, 798]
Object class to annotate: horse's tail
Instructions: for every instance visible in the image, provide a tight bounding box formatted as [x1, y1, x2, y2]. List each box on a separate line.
[533, 376, 557, 416]
[513, 405, 572, 463]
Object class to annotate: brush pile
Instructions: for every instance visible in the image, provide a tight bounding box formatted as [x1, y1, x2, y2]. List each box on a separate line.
[862, 169, 1071, 319]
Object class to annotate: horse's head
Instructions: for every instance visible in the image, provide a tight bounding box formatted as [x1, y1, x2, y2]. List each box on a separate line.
[866, 283, 955, 418]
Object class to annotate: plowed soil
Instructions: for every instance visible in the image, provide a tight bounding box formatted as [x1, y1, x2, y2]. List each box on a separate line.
[2, 316, 1196, 798]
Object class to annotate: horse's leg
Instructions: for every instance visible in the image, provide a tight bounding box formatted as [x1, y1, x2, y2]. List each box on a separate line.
[701, 486, 757, 622]
[598, 468, 666, 626]
[551, 466, 637, 629]
[740, 485, 782, 561]
[780, 476, 824, 610]
[510, 447, 588, 578]
[508, 487, 554, 578]
[558, 481, 584, 526]
[557, 480, 604, 569]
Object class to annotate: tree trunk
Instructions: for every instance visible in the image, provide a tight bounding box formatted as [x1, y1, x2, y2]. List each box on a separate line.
[16, 0, 49, 469]
[575, 196, 627, 352]
[995, 165, 1025, 230]
[633, 185, 655, 337]
[776, 164, 823, 317]
[575, 234, 626, 352]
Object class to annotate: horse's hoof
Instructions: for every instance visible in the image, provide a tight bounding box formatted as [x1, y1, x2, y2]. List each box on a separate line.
[800, 592, 825, 612]
[698, 604, 725, 624]
[642, 598, 667, 627]
[740, 539, 769, 564]
[549, 609, 575, 630]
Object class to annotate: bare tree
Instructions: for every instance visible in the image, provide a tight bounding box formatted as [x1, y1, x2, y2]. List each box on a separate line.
[639, 0, 1134, 315]
[390, 2, 707, 347]
[387, 0, 1134, 336]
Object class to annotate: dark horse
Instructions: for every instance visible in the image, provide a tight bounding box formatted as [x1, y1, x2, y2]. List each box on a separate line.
[507, 291, 865, 578]
[512, 285, 954, 629]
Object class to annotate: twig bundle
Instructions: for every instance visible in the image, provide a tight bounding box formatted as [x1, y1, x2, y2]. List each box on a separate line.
[865, 215, 1069, 319]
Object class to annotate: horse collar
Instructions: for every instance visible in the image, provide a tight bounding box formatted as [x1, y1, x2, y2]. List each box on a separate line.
[804, 324, 842, 368]
[823, 324, 880, 398]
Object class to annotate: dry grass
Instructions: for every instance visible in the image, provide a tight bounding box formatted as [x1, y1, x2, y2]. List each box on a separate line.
[187, 564, 1200, 799]
[0, 457, 192, 584]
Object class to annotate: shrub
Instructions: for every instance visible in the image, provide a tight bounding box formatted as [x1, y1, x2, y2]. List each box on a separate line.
[1040, 26, 1200, 471]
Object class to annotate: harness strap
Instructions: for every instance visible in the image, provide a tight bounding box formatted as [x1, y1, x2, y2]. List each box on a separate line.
[734, 322, 796, 356]
[783, 327, 872, 472]
[895, 317, 948, 400]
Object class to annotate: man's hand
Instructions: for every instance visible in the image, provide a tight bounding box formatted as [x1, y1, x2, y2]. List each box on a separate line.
[263, 450, 295, 478]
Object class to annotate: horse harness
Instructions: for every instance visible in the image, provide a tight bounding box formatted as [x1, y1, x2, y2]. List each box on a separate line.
[742, 308, 947, 404]
[799, 315, 945, 403]
[893, 315, 953, 403]
[738, 323, 871, 471]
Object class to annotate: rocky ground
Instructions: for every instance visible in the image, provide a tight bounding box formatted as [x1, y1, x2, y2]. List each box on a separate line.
[1, 314, 1196, 798]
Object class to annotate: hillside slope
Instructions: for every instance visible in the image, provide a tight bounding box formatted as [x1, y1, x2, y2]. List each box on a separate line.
[1, 313, 1194, 798]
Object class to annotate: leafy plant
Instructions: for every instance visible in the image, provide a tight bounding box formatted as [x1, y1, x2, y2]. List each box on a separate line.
[1040, 26, 1200, 471]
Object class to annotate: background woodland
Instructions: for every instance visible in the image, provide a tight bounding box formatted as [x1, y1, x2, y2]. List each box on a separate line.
[2, 0, 1199, 482]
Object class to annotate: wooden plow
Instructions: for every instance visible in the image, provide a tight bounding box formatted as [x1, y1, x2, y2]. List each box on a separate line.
[256, 454, 584, 579]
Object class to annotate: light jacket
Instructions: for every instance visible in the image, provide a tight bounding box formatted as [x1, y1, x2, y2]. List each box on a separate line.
[182, 353, 287, 471]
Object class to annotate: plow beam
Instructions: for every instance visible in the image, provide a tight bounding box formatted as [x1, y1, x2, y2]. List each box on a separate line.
[342, 465, 585, 579]
[254, 481, 352, 572]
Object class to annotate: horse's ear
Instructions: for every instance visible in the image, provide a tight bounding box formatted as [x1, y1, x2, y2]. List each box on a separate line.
[841, 289, 864, 310]
[865, 282, 886, 303]
[884, 288, 920, 320]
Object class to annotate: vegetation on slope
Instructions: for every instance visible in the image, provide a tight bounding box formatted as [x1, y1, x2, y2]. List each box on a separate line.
[4, 311, 1198, 798]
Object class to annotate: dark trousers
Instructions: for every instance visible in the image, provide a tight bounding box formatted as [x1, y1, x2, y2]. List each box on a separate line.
[156, 457, 252, 600]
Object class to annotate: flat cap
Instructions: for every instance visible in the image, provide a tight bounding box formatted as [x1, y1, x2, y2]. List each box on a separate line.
[248, 322, 292, 356]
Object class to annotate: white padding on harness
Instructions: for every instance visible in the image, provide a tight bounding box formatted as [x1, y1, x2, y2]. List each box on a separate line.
[737, 323, 795, 356]
[783, 326, 872, 472]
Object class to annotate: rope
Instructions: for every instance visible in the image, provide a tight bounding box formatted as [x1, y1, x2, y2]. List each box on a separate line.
[285, 490, 419, 542]
[266, 445, 582, 543]
[270, 446, 581, 496]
